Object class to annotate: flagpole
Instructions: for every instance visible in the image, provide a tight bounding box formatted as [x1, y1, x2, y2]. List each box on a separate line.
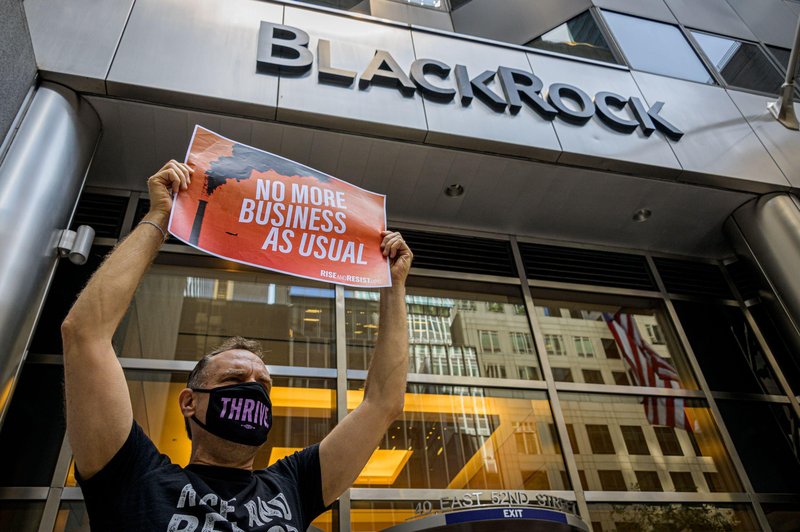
[768, 13, 800, 129]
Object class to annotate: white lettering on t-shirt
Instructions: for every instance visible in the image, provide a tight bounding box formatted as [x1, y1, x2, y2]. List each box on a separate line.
[177, 484, 198, 508]
[201, 512, 226, 532]
[167, 514, 198, 532]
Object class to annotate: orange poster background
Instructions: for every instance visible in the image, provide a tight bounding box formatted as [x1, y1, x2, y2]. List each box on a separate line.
[169, 126, 390, 287]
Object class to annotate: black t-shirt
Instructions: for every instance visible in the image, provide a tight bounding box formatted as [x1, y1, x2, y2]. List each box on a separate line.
[76, 422, 328, 531]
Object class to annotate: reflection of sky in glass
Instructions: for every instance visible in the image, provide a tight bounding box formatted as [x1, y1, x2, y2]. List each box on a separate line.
[692, 32, 741, 71]
[540, 24, 574, 44]
[603, 11, 713, 84]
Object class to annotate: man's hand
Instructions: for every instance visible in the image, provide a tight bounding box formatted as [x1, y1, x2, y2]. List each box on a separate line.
[146, 160, 192, 223]
[381, 230, 412, 284]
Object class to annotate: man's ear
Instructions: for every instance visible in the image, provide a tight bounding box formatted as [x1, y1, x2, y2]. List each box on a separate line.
[179, 388, 196, 419]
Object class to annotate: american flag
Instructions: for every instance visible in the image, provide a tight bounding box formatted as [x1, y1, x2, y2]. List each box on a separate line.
[603, 312, 690, 431]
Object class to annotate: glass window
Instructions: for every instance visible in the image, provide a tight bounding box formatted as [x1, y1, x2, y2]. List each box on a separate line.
[526, 11, 619, 64]
[582, 369, 605, 384]
[612, 371, 630, 386]
[634, 470, 662, 491]
[670, 471, 697, 492]
[673, 301, 782, 395]
[479, 330, 502, 353]
[66, 371, 336, 483]
[719, 401, 800, 493]
[0, 363, 65, 487]
[561, 393, 742, 493]
[290, 0, 369, 14]
[347, 383, 568, 490]
[552, 367, 574, 382]
[620, 425, 650, 455]
[598, 469, 626, 491]
[586, 425, 615, 454]
[602, 338, 620, 359]
[510, 331, 534, 354]
[588, 503, 760, 532]
[348, 278, 542, 381]
[749, 303, 800, 394]
[0, 501, 44, 532]
[574, 336, 595, 357]
[602, 11, 714, 83]
[533, 291, 697, 390]
[486, 302, 505, 313]
[484, 364, 506, 379]
[767, 45, 792, 71]
[566, 424, 580, 454]
[545, 334, 566, 356]
[704, 471, 722, 493]
[114, 264, 336, 367]
[692, 31, 784, 94]
[654, 426, 683, 456]
[644, 323, 665, 345]
[763, 503, 800, 532]
[53, 500, 336, 532]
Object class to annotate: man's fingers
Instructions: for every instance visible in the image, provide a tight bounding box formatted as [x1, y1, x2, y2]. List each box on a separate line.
[166, 161, 190, 190]
[382, 234, 402, 255]
[163, 169, 180, 194]
[384, 234, 406, 258]
[389, 239, 405, 259]
[380, 230, 401, 247]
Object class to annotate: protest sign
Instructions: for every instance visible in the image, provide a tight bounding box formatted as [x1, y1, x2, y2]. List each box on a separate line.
[169, 126, 391, 287]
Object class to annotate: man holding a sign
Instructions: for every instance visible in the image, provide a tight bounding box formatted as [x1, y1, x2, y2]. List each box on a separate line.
[61, 153, 412, 530]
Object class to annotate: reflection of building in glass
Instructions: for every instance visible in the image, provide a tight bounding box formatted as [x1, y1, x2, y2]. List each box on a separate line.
[114, 268, 337, 367]
[535, 303, 686, 388]
[350, 385, 568, 491]
[345, 291, 539, 380]
[560, 394, 740, 495]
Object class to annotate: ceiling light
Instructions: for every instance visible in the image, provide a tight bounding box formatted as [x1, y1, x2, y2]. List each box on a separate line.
[632, 208, 652, 222]
[445, 184, 464, 197]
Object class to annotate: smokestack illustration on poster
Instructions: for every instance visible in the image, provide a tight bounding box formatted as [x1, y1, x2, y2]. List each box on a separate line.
[189, 143, 315, 245]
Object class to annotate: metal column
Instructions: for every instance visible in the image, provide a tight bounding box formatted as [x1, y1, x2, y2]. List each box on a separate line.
[725, 193, 800, 375]
[0, 82, 101, 424]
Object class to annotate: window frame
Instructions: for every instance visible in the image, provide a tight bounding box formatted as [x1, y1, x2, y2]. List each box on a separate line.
[685, 28, 787, 98]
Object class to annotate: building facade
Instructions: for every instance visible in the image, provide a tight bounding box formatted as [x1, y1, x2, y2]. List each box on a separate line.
[1, 0, 800, 530]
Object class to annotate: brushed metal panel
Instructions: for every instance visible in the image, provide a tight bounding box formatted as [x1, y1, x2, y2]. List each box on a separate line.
[369, 0, 454, 31]
[24, 0, 133, 93]
[107, 0, 283, 118]
[277, 7, 427, 141]
[664, 0, 756, 41]
[1, 0, 36, 143]
[450, 0, 592, 46]
[631, 71, 789, 193]
[727, 89, 800, 191]
[730, 194, 800, 353]
[725, 0, 799, 48]
[0, 84, 100, 420]
[528, 53, 681, 177]
[492, 161, 752, 258]
[83, 95, 754, 258]
[592, 0, 677, 23]
[412, 30, 561, 161]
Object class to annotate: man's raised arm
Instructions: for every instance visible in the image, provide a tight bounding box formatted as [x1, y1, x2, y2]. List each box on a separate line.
[60, 161, 191, 479]
[319, 231, 412, 506]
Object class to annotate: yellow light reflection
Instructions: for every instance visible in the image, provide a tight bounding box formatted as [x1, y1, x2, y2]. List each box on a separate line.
[270, 447, 412, 485]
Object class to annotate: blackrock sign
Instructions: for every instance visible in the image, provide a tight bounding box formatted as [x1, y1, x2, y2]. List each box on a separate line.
[256, 22, 684, 140]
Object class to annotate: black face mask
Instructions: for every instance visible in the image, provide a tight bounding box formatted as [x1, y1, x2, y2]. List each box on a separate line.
[191, 382, 272, 447]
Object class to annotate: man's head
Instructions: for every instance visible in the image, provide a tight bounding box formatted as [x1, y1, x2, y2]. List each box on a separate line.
[180, 336, 272, 446]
